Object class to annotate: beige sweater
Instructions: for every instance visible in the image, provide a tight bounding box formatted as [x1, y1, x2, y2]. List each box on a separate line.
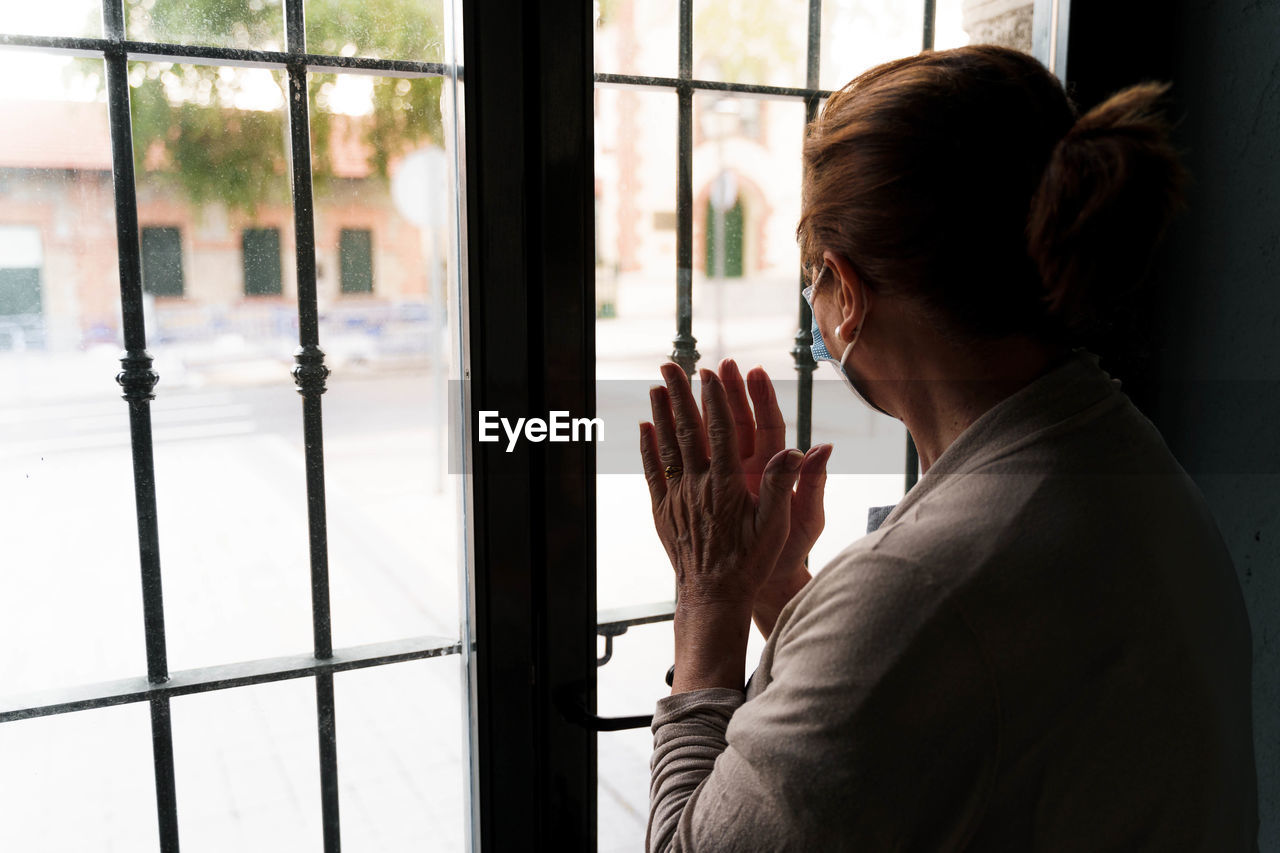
[648, 350, 1258, 852]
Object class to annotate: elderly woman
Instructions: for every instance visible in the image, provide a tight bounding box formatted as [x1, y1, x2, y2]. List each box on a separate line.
[638, 46, 1257, 851]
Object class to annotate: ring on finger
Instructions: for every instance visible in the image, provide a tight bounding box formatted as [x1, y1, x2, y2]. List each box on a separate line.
[664, 465, 684, 480]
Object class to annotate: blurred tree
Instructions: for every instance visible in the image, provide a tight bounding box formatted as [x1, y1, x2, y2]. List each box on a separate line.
[693, 0, 800, 84]
[122, 0, 444, 213]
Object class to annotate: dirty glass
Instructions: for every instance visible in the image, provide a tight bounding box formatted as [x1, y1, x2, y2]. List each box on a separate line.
[126, 0, 286, 52]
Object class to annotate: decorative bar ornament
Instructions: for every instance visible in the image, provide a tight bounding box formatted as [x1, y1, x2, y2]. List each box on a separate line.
[292, 344, 330, 396]
[116, 350, 160, 403]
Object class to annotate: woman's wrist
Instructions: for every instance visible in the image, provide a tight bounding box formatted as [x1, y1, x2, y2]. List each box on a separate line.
[752, 564, 812, 639]
[671, 597, 753, 694]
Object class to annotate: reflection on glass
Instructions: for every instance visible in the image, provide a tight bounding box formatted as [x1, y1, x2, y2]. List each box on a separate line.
[307, 71, 460, 650]
[173, 679, 322, 849]
[335, 658, 466, 850]
[0, 704, 157, 850]
[593, 0, 679, 80]
[126, 0, 285, 52]
[693, 0, 808, 88]
[0, 57, 149, 698]
[306, 0, 444, 62]
[0, 0, 100, 38]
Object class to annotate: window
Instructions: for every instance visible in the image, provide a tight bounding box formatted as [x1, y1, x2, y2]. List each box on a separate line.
[1, 0, 467, 849]
[338, 228, 373, 294]
[140, 226, 184, 297]
[242, 228, 282, 296]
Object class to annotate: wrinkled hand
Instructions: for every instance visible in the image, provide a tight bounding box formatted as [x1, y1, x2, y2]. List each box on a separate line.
[639, 362, 803, 608]
[712, 358, 832, 602]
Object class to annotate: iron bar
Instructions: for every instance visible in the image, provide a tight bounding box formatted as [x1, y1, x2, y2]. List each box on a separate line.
[103, 0, 180, 846]
[670, 0, 698, 376]
[923, 0, 937, 51]
[0, 636, 462, 724]
[284, 0, 341, 847]
[594, 71, 831, 100]
[0, 33, 445, 77]
[793, 0, 823, 452]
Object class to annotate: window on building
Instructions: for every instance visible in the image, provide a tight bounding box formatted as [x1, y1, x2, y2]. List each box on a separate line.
[242, 228, 282, 296]
[339, 229, 373, 294]
[140, 226, 184, 297]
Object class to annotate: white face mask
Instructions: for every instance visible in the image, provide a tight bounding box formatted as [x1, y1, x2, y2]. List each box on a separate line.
[802, 281, 890, 416]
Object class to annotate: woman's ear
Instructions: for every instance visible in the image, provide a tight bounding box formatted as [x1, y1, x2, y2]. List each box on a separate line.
[821, 251, 868, 344]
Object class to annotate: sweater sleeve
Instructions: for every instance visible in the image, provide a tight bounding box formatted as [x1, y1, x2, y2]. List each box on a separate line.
[646, 553, 1001, 853]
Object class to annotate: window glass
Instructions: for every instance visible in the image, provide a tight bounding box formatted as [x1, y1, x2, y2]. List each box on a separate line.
[305, 0, 444, 63]
[172, 679, 323, 849]
[593, 0, 679, 80]
[692, 0, 809, 88]
[308, 70, 462, 651]
[0, 0, 100, 38]
[0, 704, 158, 851]
[125, 0, 285, 52]
[243, 227, 283, 296]
[0, 58, 147, 698]
[334, 658, 467, 849]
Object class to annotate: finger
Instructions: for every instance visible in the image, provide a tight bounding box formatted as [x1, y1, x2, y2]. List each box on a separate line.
[699, 368, 743, 481]
[718, 358, 755, 462]
[649, 385, 683, 472]
[660, 362, 709, 472]
[746, 365, 786, 460]
[792, 443, 832, 529]
[757, 448, 805, 552]
[639, 421, 667, 508]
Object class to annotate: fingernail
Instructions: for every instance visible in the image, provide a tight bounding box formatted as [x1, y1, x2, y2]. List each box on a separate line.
[785, 450, 804, 472]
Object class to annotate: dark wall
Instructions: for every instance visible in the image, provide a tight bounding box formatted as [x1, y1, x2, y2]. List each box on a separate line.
[1069, 1, 1280, 848]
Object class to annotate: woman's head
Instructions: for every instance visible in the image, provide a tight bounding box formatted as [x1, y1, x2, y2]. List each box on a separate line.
[797, 44, 1188, 349]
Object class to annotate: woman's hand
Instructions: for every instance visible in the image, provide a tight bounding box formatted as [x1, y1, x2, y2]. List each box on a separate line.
[639, 362, 806, 692]
[713, 359, 833, 638]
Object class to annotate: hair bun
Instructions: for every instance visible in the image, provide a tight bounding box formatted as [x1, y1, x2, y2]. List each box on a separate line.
[1028, 81, 1190, 341]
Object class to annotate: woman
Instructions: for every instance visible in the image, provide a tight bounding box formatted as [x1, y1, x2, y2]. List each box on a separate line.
[639, 46, 1257, 851]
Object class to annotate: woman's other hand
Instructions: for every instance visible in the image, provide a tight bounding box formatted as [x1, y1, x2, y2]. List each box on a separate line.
[715, 359, 833, 638]
[640, 362, 806, 691]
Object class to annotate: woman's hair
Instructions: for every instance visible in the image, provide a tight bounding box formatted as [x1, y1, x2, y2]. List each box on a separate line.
[797, 45, 1189, 348]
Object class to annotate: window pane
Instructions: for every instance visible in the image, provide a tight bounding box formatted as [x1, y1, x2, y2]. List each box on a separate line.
[0, 0, 100, 38]
[693, 0, 809, 88]
[335, 657, 466, 850]
[243, 227, 283, 296]
[172, 679, 323, 850]
[305, 0, 444, 63]
[125, 0, 285, 52]
[0, 58, 150, 698]
[819, 0, 926, 91]
[593, 0, 679, 80]
[308, 70, 462, 648]
[0, 703, 158, 851]
[129, 62, 318, 670]
[935, 0, 1036, 53]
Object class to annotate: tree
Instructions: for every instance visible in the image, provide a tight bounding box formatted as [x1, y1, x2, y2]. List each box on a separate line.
[121, 0, 444, 213]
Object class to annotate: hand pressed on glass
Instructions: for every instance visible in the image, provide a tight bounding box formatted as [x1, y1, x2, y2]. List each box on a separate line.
[638, 359, 832, 693]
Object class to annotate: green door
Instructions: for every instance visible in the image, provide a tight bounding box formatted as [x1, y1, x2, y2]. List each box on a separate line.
[704, 197, 744, 278]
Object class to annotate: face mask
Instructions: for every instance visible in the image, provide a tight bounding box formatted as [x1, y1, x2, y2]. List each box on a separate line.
[802, 282, 890, 416]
